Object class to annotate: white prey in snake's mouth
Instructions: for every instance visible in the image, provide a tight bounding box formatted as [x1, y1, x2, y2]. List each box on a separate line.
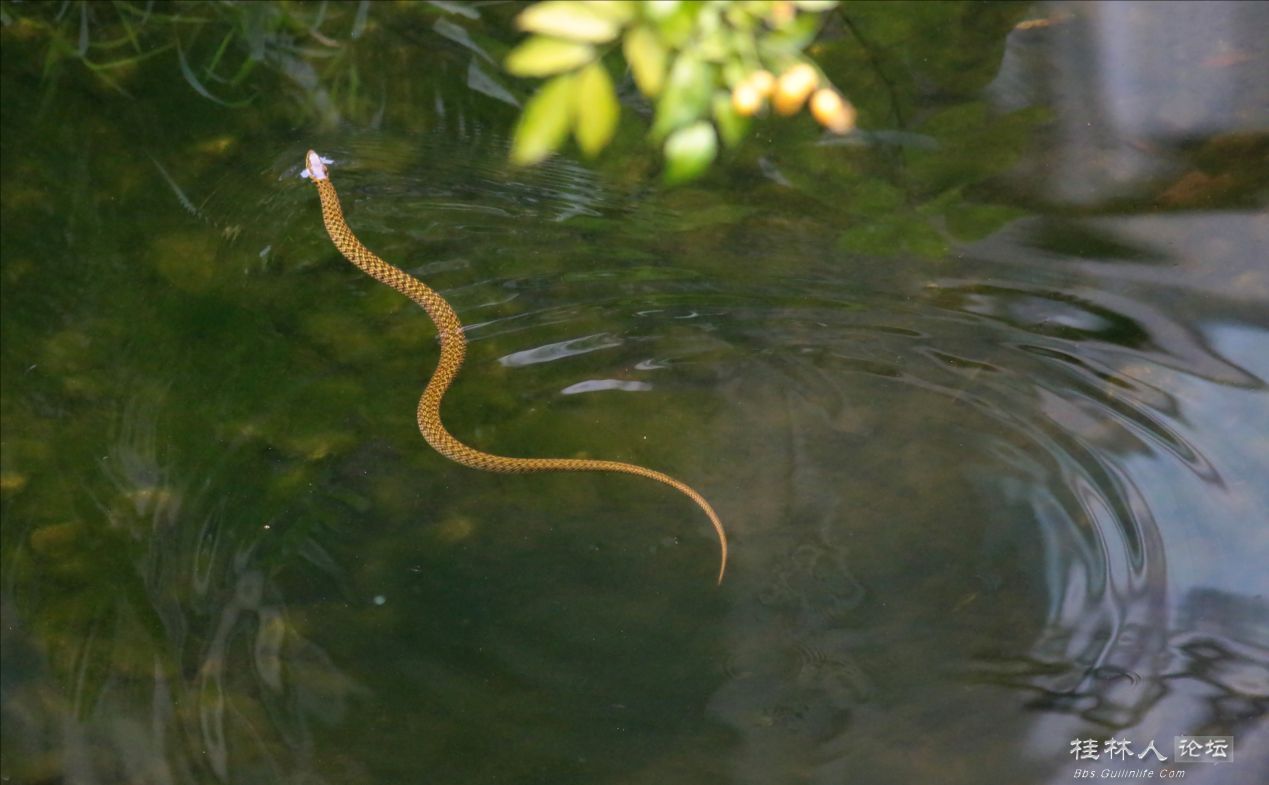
[304, 149, 728, 583]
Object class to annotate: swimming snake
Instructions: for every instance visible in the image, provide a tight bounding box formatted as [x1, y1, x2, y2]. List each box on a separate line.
[303, 150, 728, 583]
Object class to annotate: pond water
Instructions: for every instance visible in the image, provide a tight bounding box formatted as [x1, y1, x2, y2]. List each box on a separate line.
[2, 3, 1266, 784]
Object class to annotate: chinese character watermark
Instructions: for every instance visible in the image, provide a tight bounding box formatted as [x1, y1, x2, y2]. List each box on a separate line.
[1068, 735, 1232, 777]
[1104, 738, 1132, 760]
[1175, 736, 1232, 763]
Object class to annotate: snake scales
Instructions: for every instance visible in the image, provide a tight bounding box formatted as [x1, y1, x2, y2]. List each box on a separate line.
[304, 150, 727, 582]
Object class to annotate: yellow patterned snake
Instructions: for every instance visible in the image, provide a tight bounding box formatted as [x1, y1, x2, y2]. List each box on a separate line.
[304, 150, 727, 583]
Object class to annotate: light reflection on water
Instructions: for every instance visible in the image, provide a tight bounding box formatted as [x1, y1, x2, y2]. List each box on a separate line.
[692, 212, 1266, 783]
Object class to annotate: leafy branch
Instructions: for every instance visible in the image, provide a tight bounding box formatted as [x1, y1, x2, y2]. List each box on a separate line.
[504, 0, 857, 182]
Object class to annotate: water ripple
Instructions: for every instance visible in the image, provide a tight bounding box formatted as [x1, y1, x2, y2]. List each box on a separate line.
[560, 379, 654, 395]
[498, 332, 622, 367]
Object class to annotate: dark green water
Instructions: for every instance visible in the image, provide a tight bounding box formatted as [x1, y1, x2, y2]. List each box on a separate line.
[3, 3, 1267, 784]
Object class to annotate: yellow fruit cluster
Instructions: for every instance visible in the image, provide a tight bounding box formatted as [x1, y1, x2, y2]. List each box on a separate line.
[730, 63, 856, 134]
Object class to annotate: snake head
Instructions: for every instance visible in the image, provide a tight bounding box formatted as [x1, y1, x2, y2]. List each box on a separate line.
[302, 150, 331, 181]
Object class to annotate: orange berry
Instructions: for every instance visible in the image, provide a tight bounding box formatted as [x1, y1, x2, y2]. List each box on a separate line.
[773, 63, 818, 115]
[810, 88, 857, 134]
[731, 82, 763, 117]
[748, 69, 775, 97]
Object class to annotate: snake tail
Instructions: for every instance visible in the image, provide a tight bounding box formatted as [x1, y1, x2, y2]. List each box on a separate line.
[304, 150, 728, 583]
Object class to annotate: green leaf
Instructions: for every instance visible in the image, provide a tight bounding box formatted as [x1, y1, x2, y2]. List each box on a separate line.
[652, 3, 697, 48]
[643, 1, 682, 21]
[722, 57, 749, 89]
[517, 1, 622, 43]
[836, 215, 948, 259]
[944, 202, 1027, 241]
[849, 180, 906, 217]
[651, 52, 717, 139]
[575, 62, 620, 157]
[432, 18, 495, 64]
[467, 58, 519, 107]
[582, 1, 636, 24]
[505, 36, 595, 77]
[176, 38, 251, 107]
[511, 73, 577, 165]
[429, 1, 481, 19]
[758, 13, 822, 57]
[623, 24, 667, 97]
[663, 121, 717, 184]
[712, 90, 749, 148]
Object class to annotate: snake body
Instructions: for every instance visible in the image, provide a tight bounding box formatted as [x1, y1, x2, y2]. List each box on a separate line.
[304, 150, 727, 582]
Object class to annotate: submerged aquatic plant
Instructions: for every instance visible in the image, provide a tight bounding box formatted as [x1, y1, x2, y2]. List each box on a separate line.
[4, 0, 388, 125]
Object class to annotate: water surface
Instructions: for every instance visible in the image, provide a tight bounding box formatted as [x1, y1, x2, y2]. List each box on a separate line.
[2, 3, 1266, 784]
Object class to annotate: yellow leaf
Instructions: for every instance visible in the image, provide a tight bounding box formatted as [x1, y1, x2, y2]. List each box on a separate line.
[511, 74, 577, 165]
[505, 36, 594, 77]
[582, 1, 636, 24]
[622, 25, 666, 97]
[575, 62, 620, 157]
[517, 1, 621, 43]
